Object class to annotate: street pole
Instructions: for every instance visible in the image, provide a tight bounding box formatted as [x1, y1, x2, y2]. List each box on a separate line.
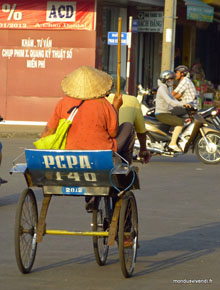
[161, 0, 177, 72]
[117, 17, 122, 96]
[126, 16, 133, 94]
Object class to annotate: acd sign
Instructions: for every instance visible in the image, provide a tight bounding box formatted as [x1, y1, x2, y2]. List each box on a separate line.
[46, 1, 76, 22]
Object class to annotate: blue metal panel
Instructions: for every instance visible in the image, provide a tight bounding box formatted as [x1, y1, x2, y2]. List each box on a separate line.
[25, 149, 114, 172]
[62, 186, 86, 195]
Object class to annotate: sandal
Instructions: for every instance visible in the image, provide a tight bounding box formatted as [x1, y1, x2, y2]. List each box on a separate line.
[85, 196, 95, 213]
[124, 238, 133, 248]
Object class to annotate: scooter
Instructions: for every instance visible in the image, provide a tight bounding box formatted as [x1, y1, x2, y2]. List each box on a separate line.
[137, 84, 220, 129]
[137, 84, 156, 116]
[199, 106, 220, 130]
[134, 107, 220, 164]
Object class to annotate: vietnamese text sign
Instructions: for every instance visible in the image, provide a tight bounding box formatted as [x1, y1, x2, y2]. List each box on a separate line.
[0, 0, 95, 30]
[107, 32, 128, 45]
[137, 11, 163, 33]
[187, 5, 214, 22]
[1, 37, 74, 68]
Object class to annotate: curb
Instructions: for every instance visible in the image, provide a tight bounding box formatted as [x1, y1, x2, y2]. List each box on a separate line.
[0, 125, 45, 139]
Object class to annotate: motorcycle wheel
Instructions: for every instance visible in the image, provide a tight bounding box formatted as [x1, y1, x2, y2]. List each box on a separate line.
[195, 132, 220, 164]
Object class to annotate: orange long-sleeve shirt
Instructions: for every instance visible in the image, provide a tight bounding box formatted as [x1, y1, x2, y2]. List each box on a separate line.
[47, 96, 118, 151]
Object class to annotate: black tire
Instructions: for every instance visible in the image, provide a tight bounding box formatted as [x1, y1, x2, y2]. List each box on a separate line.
[195, 132, 220, 164]
[14, 188, 38, 273]
[118, 191, 138, 278]
[92, 197, 111, 266]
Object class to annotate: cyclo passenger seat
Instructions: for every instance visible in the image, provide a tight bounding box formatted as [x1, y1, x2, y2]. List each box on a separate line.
[11, 149, 140, 196]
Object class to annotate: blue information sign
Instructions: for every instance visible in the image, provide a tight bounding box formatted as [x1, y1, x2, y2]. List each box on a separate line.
[107, 32, 128, 46]
[132, 19, 138, 33]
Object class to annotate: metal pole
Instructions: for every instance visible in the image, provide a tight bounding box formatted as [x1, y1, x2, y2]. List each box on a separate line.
[171, 0, 177, 71]
[161, 0, 177, 71]
[126, 16, 133, 94]
[117, 17, 122, 96]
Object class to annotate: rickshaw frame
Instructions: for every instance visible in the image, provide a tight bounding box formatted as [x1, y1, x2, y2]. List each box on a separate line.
[11, 149, 140, 278]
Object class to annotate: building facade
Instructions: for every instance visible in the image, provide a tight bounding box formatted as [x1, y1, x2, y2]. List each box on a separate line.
[0, 0, 219, 123]
[0, 0, 165, 123]
[0, 0, 97, 123]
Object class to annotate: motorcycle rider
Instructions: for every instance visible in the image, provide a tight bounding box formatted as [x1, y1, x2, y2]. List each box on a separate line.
[172, 65, 197, 110]
[155, 70, 191, 152]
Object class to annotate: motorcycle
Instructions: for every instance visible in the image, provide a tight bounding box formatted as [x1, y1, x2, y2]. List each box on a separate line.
[134, 107, 220, 164]
[137, 84, 156, 116]
[137, 84, 220, 129]
[199, 106, 220, 130]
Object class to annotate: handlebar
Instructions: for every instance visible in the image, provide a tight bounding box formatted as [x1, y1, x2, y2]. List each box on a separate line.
[185, 106, 198, 116]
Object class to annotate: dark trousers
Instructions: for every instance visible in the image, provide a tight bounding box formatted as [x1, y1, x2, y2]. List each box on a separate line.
[116, 122, 135, 164]
[85, 122, 135, 204]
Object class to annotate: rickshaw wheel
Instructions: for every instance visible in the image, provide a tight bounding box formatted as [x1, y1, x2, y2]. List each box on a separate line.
[92, 196, 111, 266]
[118, 191, 138, 278]
[14, 188, 38, 273]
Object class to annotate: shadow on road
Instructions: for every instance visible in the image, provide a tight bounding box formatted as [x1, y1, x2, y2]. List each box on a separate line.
[135, 222, 220, 277]
[31, 247, 119, 273]
[25, 222, 220, 276]
[0, 192, 21, 206]
[148, 155, 200, 163]
[0, 189, 43, 207]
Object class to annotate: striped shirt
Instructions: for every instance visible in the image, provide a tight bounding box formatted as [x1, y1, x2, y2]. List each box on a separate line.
[174, 77, 196, 104]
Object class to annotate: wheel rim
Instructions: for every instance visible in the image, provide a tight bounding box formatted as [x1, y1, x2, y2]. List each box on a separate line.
[96, 200, 109, 261]
[123, 199, 138, 274]
[119, 194, 138, 278]
[93, 197, 109, 265]
[19, 193, 38, 270]
[197, 133, 220, 163]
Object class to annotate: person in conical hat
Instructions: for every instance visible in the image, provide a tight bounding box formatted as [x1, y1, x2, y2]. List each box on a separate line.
[40, 66, 135, 162]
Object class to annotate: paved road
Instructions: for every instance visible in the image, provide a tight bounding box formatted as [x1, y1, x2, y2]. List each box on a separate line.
[0, 138, 220, 290]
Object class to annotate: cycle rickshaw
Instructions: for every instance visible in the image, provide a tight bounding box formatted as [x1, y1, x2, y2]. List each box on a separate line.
[10, 149, 140, 278]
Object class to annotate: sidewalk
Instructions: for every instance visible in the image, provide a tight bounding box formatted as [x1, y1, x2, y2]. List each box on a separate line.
[0, 124, 45, 138]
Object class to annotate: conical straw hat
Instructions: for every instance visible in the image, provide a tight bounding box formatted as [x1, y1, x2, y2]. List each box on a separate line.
[61, 66, 113, 99]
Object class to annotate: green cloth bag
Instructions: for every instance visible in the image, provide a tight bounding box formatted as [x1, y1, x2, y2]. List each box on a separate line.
[33, 118, 72, 150]
[33, 101, 84, 150]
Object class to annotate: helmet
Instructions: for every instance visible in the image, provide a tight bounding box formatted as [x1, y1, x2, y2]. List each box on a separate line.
[175, 65, 189, 76]
[159, 70, 175, 83]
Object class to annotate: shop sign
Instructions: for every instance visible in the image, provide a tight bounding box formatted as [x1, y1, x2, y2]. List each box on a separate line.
[185, 0, 214, 22]
[1, 36, 74, 69]
[0, 0, 96, 30]
[137, 11, 163, 33]
[107, 32, 128, 46]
